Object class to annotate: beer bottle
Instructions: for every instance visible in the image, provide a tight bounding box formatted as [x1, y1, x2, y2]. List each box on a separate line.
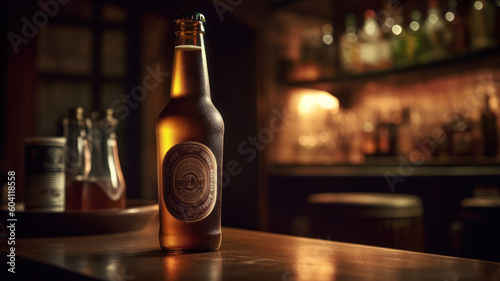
[155, 12, 224, 253]
[481, 94, 498, 156]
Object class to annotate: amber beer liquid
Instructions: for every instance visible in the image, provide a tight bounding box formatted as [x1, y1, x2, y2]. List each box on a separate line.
[82, 181, 126, 210]
[156, 12, 224, 253]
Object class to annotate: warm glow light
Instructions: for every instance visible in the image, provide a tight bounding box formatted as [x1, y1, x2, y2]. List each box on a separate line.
[308, 136, 318, 147]
[363, 122, 374, 133]
[392, 25, 402, 35]
[429, 14, 438, 24]
[299, 135, 309, 146]
[365, 24, 376, 36]
[298, 97, 315, 114]
[410, 21, 420, 32]
[323, 34, 334, 45]
[445, 12, 455, 22]
[318, 132, 330, 142]
[291, 239, 336, 280]
[411, 113, 423, 124]
[298, 90, 339, 114]
[299, 135, 319, 148]
[474, 1, 483, 10]
[385, 18, 395, 27]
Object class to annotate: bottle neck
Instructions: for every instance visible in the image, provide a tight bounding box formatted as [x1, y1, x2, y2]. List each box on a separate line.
[88, 117, 118, 177]
[170, 21, 210, 99]
[484, 95, 492, 114]
[63, 118, 89, 179]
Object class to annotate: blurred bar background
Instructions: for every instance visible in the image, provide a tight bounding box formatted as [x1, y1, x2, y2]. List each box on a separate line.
[2, 0, 499, 261]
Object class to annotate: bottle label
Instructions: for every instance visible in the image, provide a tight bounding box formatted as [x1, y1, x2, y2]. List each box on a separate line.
[163, 141, 217, 222]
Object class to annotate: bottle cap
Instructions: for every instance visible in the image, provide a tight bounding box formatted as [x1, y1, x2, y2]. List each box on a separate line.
[175, 11, 206, 22]
[91, 108, 115, 121]
[66, 107, 85, 120]
[365, 9, 376, 19]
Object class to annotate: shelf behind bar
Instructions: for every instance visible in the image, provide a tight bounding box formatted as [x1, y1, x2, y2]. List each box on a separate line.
[268, 161, 500, 177]
[286, 46, 500, 93]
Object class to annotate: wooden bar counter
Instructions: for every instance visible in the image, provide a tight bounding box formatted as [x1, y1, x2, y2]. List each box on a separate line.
[1, 220, 500, 280]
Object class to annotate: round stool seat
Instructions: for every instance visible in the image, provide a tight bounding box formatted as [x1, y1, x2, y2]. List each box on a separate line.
[308, 193, 423, 218]
[461, 196, 500, 210]
[459, 196, 500, 262]
[307, 192, 424, 251]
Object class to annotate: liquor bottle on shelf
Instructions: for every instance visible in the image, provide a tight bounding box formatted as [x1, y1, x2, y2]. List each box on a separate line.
[297, 27, 322, 81]
[379, 7, 394, 70]
[390, 15, 408, 67]
[358, 10, 383, 71]
[468, 0, 495, 50]
[375, 113, 398, 157]
[300, 28, 319, 64]
[481, 93, 499, 156]
[319, 23, 337, 78]
[406, 10, 432, 62]
[339, 13, 361, 73]
[398, 107, 413, 156]
[361, 118, 377, 157]
[424, 0, 447, 59]
[445, 112, 478, 157]
[444, 0, 466, 54]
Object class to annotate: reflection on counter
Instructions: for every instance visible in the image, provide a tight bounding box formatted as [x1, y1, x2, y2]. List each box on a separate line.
[162, 251, 222, 281]
[271, 70, 500, 165]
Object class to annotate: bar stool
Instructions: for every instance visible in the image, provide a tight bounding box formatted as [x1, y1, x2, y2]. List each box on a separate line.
[459, 196, 500, 262]
[307, 192, 424, 251]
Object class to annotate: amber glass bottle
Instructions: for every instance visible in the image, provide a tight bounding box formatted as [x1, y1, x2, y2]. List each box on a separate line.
[155, 12, 224, 253]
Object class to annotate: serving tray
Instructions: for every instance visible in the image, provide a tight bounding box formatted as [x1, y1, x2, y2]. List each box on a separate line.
[0, 199, 158, 237]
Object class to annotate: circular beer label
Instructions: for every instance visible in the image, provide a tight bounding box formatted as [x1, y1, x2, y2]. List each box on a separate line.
[163, 141, 217, 222]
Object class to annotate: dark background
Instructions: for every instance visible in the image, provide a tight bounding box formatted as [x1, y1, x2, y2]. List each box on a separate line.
[1, 0, 263, 230]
